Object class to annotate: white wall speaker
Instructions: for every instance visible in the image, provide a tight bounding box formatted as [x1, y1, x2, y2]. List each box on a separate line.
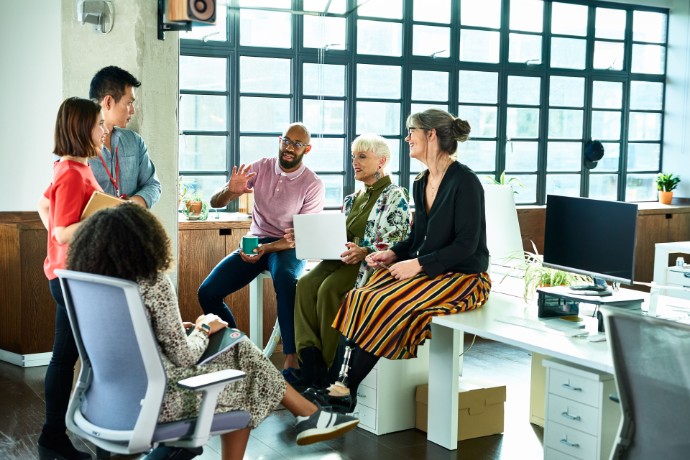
[168, 0, 216, 24]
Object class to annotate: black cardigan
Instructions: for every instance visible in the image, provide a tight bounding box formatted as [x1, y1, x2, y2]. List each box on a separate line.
[391, 162, 489, 277]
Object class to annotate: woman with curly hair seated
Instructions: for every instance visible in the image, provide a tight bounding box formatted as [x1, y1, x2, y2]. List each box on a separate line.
[67, 203, 359, 460]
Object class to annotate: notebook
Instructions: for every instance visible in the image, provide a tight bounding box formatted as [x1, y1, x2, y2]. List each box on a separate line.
[293, 213, 348, 260]
[81, 191, 125, 220]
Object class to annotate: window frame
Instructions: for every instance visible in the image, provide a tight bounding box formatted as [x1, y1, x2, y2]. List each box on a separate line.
[179, 0, 669, 209]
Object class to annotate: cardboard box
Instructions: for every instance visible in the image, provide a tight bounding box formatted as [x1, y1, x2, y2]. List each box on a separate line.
[415, 378, 506, 441]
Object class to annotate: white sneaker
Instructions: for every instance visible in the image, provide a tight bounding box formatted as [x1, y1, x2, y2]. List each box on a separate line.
[295, 408, 359, 446]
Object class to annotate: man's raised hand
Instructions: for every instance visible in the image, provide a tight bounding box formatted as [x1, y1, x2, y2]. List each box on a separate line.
[227, 164, 257, 195]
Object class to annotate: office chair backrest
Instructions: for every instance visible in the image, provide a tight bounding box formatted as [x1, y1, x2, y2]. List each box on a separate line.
[603, 307, 690, 460]
[57, 270, 166, 433]
[482, 183, 524, 267]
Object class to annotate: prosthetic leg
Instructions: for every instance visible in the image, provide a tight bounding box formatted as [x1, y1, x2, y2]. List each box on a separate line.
[336, 339, 355, 387]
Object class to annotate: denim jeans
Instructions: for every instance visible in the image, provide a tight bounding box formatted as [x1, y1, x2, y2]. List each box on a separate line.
[198, 237, 305, 354]
[42, 278, 79, 440]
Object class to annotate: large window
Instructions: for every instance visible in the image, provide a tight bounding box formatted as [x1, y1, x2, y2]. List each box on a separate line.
[179, 0, 668, 207]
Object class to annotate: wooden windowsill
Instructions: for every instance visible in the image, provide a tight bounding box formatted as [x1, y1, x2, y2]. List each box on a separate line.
[178, 212, 252, 230]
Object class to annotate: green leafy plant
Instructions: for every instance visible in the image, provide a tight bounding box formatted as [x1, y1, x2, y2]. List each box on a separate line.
[485, 171, 524, 195]
[656, 173, 681, 192]
[506, 241, 591, 302]
[182, 191, 209, 220]
[177, 176, 188, 210]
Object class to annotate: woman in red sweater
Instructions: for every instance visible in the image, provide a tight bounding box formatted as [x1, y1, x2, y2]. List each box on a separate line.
[37, 97, 107, 460]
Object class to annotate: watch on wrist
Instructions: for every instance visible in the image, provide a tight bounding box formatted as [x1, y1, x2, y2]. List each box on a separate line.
[199, 323, 211, 336]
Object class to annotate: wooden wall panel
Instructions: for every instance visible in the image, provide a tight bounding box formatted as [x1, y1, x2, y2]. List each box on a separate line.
[177, 228, 228, 323]
[0, 213, 54, 355]
[177, 217, 278, 348]
[516, 207, 545, 254]
[21, 228, 53, 354]
[0, 224, 22, 352]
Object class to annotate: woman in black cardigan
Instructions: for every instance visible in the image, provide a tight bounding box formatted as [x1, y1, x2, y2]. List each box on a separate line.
[306, 108, 491, 412]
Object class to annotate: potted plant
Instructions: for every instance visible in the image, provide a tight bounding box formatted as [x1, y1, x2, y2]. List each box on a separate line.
[185, 193, 203, 215]
[656, 173, 681, 205]
[183, 192, 209, 220]
[485, 171, 524, 195]
[507, 242, 591, 302]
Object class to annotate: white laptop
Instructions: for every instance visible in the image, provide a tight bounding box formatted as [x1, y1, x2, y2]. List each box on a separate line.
[293, 213, 347, 260]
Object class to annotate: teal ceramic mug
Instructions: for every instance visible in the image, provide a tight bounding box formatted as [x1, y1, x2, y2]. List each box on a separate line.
[241, 235, 259, 254]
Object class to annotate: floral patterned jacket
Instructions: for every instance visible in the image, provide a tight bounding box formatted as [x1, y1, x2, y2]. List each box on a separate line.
[343, 183, 411, 287]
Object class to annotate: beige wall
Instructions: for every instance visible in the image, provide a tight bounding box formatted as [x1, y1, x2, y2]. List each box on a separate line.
[0, 1, 63, 211]
[60, 0, 179, 269]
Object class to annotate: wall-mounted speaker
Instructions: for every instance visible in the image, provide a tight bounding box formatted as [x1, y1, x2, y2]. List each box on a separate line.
[168, 0, 216, 24]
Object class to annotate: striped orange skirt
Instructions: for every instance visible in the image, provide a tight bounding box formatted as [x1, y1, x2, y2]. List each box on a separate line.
[332, 269, 491, 360]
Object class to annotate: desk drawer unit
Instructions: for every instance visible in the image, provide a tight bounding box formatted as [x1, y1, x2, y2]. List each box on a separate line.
[544, 420, 598, 460]
[547, 368, 602, 408]
[544, 447, 579, 460]
[353, 344, 429, 435]
[351, 403, 377, 430]
[546, 394, 599, 436]
[356, 382, 378, 411]
[665, 268, 690, 300]
[543, 359, 620, 460]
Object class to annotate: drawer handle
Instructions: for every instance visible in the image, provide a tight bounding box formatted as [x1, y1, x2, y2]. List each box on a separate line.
[560, 438, 580, 449]
[219, 229, 232, 236]
[561, 411, 581, 421]
[561, 383, 583, 392]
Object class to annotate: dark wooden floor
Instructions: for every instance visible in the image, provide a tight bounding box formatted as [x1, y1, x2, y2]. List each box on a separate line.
[0, 336, 543, 459]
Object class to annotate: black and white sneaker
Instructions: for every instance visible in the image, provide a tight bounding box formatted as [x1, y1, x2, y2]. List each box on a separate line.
[295, 407, 359, 445]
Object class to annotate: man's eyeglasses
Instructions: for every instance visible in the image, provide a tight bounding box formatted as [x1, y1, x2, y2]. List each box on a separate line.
[279, 137, 309, 149]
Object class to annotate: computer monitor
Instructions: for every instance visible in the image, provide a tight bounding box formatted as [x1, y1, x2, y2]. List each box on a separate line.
[543, 194, 638, 295]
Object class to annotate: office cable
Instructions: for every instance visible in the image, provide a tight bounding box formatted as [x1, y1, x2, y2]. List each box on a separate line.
[458, 333, 478, 358]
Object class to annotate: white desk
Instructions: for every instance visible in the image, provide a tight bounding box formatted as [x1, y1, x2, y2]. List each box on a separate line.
[427, 292, 615, 451]
[653, 241, 690, 299]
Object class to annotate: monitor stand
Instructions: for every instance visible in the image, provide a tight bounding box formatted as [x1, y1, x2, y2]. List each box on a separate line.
[537, 285, 644, 332]
[568, 277, 612, 296]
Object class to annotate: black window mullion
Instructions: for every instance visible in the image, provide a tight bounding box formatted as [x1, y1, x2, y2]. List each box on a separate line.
[227, 50, 239, 211]
[343, 1, 357, 197]
[179, 0, 670, 209]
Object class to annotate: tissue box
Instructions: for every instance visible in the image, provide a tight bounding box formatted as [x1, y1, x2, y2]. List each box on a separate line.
[415, 378, 506, 441]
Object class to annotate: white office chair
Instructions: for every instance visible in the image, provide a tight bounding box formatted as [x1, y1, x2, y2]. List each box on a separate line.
[56, 269, 251, 458]
[602, 306, 690, 460]
[482, 183, 525, 268]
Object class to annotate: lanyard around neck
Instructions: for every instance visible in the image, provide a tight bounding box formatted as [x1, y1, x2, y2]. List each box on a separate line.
[98, 146, 123, 198]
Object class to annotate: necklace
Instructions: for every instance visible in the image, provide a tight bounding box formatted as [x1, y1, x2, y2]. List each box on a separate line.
[428, 160, 453, 195]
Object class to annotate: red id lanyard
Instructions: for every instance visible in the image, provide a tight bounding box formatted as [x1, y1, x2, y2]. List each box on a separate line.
[98, 146, 127, 199]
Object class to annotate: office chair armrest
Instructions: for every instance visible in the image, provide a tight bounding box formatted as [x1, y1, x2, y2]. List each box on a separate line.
[177, 369, 246, 391]
[175, 369, 246, 447]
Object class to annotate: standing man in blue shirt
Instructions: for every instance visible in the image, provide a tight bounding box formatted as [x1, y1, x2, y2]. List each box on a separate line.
[88, 66, 161, 208]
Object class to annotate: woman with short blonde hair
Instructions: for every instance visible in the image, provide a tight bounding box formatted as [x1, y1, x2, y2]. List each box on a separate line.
[291, 133, 411, 389]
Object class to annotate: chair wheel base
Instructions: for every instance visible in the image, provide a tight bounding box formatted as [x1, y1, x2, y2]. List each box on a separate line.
[142, 446, 203, 460]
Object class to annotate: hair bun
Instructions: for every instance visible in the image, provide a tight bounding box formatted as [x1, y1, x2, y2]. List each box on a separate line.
[453, 117, 471, 142]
